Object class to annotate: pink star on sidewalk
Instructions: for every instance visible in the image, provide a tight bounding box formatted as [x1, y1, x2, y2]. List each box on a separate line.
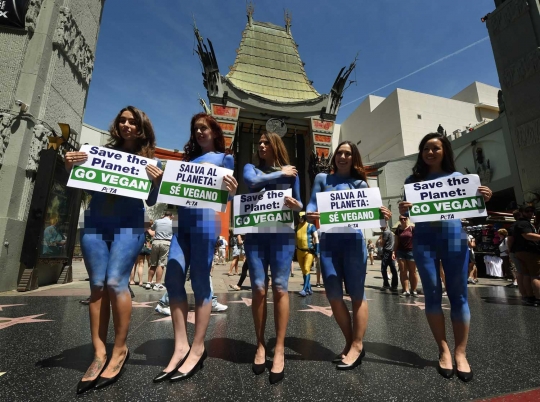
[0, 304, 25, 312]
[298, 305, 334, 317]
[343, 296, 373, 302]
[131, 301, 154, 308]
[0, 314, 53, 330]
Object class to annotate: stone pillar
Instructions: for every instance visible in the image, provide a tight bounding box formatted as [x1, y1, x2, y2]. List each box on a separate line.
[486, 0, 540, 200]
[0, 0, 105, 292]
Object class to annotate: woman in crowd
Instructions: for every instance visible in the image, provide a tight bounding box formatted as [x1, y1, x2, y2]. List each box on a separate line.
[243, 132, 302, 384]
[228, 231, 244, 276]
[130, 220, 153, 286]
[399, 132, 492, 382]
[394, 216, 418, 297]
[306, 141, 391, 371]
[66, 106, 162, 394]
[153, 113, 238, 383]
[367, 239, 375, 265]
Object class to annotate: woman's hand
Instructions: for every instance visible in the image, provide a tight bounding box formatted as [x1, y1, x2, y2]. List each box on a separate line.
[64, 151, 87, 171]
[306, 211, 320, 223]
[146, 164, 163, 187]
[398, 201, 412, 215]
[284, 196, 302, 212]
[478, 186, 492, 202]
[380, 206, 392, 221]
[223, 175, 238, 197]
[281, 165, 298, 177]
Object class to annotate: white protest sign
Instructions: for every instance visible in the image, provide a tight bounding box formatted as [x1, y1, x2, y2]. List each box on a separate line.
[316, 187, 385, 232]
[404, 174, 487, 223]
[233, 189, 294, 234]
[67, 145, 157, 199]
[157, 160, 232, 213]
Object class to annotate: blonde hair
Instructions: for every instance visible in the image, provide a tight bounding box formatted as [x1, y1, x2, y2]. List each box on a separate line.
[498, 228, 508, 237]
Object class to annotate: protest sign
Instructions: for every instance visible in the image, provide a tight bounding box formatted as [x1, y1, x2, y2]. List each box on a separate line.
[67, 145, 157, 200]
[233, 189, 294, 234]
[157, 160, 232, 213]
[404, 174, 487, 223]
[316, 188, 385, 232]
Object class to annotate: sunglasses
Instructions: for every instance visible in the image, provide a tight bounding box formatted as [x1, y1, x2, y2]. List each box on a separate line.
[399, 218, 407, 221]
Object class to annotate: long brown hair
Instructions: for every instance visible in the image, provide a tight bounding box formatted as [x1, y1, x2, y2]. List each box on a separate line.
[256, 132, 290, 167]
[183, 113, 225, 162]
[107, 106, 156, 158]
[412, 132, 456, 182]
[331, 141, 368, 182]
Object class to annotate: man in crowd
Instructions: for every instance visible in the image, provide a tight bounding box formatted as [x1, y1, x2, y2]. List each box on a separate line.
[506, 210, 521, 289]
[146, 211, 173, 291]
[380, 224, 398, 292]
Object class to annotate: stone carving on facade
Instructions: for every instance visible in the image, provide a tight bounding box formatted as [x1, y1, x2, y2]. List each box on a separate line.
[308, 150, 333, 185]
[0, 113, 14, 167]
[327, 55, 357, 116]
[486, 0, 528, 36]
[501, 47, 540, 89]
[516, 117, 540, 148]
[52, 7, 95, 86]
[26, 124, 50, 173]
[25, 0, 44, 33]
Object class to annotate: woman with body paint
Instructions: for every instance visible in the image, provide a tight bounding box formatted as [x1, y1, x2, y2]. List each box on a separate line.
[152, 113, 237, 383]
[306, 141, 391, 371]
[243, 132, 302, 384]
[398, 132, 492, 382]
[65, 106, 162, 394]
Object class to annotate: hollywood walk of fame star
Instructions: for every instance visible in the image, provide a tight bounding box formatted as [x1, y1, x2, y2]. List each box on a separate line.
[229, 298, 273, 307]
[131, 301, 155, 308]
[151, 312, 218, 323]
[398, 301, 450, 311]
[0, 314, 53, 330]
[0, 372, 5, 377]
[298, 305, 334, 317]
[0, 304, 25, 312]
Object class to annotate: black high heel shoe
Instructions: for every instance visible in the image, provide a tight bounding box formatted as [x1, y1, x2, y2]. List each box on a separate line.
[455, 360, 473, 382]
[252, 360, 266, 375]
[153, 349, 190, 383]
[332, 354, 344, 364]
[169, 350, 207, 382]
[76, 359, 107, 394]
[269, 368, 284, 385]
[436, 354, 454, 379]
[336, 348, 365, 370]
[95, 350, 130, 390]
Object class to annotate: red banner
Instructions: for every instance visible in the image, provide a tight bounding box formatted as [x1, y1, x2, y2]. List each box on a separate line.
[311, 119, 334, 133]
[211, 104, 240, 120]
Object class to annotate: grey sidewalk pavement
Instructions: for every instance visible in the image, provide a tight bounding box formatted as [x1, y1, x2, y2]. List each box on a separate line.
[0, 257, 512, 297]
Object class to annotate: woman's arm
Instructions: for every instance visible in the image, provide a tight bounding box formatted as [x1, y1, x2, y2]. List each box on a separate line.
[285, 174, 303, 211]
[146, 160, 163, 207]
[243, 163, 296, 190]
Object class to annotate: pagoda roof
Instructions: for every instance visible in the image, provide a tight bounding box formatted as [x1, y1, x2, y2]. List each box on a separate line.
[225, 20, 322, 104]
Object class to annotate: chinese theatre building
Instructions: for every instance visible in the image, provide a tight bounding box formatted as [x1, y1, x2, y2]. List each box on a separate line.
[193, 5, 356, 205]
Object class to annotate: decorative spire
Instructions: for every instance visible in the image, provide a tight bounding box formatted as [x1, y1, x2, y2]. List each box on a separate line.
[284, 9, 292, 34]
[247, 1, 254, 26]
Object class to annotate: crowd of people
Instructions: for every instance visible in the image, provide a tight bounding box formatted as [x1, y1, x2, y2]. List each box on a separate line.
[67, 107, 503, 394]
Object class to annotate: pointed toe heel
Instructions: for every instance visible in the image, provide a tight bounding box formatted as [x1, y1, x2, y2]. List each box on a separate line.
[95, 350, 130, 390]
[336, 348, 365, 370]
[332, 355, 344, 364]
[169, 350, 207, 383]
[252, 362, 266, 375]
[153, 350, 191, 383]
[76, 378, 98, 395]
[269, 369, 284, 385]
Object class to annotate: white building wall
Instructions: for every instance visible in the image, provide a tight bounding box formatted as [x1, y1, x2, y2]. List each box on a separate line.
[80, 123, 109, 147]
[340, 93, 403, 163]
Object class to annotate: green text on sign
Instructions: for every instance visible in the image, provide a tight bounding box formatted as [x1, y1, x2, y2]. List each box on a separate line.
[410, 196, 485, 216]
[71, 166, 150, 192]
[160, 181, 228, 204]
[320, 208, 382, 224]
[235, 210, 293, 228]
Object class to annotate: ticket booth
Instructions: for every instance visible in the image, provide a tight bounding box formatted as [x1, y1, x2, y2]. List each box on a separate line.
[18, 124, 82, 291]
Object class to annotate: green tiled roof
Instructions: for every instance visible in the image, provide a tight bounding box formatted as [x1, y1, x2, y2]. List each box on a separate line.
[225, 21, 321, 103]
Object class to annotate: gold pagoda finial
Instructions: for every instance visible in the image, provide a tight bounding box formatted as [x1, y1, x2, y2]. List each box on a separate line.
[247, 1, 254, 26]
[284, 9, 292, 34]
[193, 14, 203, 44]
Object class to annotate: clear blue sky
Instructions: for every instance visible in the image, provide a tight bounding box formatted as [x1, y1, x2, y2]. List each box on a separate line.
[84, 0, 499, 150]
